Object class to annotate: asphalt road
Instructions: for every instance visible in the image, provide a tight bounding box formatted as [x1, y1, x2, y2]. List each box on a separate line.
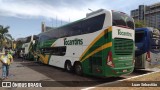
[0, 58, 155, 90]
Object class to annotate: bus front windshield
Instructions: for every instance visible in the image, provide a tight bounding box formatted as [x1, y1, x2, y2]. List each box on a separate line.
[112, 11, 134, 29]
[135, 30, 145, 43]
[25, 36, 32, 43]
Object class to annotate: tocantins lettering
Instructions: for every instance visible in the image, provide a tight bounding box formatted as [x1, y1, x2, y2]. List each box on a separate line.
[118, 29, 132, 37]
[64, 38, 83, 45]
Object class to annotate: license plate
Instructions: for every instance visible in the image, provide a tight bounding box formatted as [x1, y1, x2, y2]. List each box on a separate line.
[123, 70, 127, 72]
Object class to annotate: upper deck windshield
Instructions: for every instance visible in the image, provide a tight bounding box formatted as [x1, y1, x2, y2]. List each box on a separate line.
[25, 36, 32, 43]
[24, 35, 38, 43]
[112, 11, 134, 29]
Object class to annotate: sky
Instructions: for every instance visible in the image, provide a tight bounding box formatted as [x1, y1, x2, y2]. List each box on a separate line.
[0, 0, 159, 40]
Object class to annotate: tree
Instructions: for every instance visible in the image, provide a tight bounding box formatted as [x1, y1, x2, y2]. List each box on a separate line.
[135, 20, 146, 28]
[0, 25, 13, 49]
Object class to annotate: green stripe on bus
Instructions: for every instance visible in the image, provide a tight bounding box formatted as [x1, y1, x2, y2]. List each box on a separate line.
[80, 28, 112, 62]
[81, 42, 112, 62]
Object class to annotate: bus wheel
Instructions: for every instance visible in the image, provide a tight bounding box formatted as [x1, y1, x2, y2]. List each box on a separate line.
[74, 63, 83, 75]
[65, 61, 72, 72]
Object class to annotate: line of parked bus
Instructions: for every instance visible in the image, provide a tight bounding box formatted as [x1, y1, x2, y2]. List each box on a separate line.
[15, 9, 160, 77]
[135, 27, 160, 69]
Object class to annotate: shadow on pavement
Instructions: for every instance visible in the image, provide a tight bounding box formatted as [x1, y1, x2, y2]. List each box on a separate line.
[14, 58, 126, 87]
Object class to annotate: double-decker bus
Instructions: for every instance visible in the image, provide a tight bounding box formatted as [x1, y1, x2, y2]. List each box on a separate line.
[35, 9, 135, 77]
[135, 27, 160, 69]
[21, 35, 37, 60]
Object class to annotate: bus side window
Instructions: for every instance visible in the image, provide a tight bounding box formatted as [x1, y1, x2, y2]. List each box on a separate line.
[50, 46, 66, 56]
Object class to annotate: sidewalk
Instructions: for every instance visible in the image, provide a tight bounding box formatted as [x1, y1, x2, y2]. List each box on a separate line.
[0, 59, 53, 81]
[86, 69, 160, 90]
[0, 59, 77, 90]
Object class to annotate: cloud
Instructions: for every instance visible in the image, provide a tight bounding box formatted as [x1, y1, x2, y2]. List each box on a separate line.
[0, 0, 159, 22]
[0, 0, 159, 40]
[0, 0, 100, 21]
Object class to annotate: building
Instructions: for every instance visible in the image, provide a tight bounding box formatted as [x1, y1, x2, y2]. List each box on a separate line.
[41, 22, 55, 32]
[131, 2, 160, 29]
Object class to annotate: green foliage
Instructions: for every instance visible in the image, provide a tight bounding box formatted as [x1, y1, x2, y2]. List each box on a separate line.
[0, 25, 13, 48]
[135, 20, 146, 28]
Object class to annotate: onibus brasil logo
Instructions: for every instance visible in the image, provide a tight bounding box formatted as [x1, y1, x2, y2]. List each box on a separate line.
[64, 38, 83, 45]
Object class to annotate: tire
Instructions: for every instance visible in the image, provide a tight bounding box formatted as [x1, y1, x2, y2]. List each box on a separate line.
[65, 61, 72, 72]
[74, 63, 83, 75]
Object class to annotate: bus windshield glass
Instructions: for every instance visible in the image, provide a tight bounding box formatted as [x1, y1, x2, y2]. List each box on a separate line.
[112, 11, 134, 29]
[25, 36, 32, 43]
[135, 30, 145, 43]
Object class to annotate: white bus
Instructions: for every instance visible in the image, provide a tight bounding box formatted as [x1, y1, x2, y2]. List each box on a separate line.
[35, 9, 135, 77]
[21, 35, 37, 60]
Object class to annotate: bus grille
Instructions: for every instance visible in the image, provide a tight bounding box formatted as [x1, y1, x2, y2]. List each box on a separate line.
[114, 38, 133, 55]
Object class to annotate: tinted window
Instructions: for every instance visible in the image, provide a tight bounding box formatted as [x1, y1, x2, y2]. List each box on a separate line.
[25, 36, 31, 43]
[135, 30, 145, 43]
[41, 46, 66, 56]
[58, 14, 105, 37]
[38, 14, 105, 41]
[112, 11, 134, 29]
[39, 35, 52, 42]
[82, 14, 105, 34]
[59, 21, 82, 37]
[33, 35, 38, 40]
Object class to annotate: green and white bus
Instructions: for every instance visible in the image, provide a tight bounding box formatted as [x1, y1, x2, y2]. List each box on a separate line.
[35, 9, 135, 77]
[21, 35, 37, 60]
